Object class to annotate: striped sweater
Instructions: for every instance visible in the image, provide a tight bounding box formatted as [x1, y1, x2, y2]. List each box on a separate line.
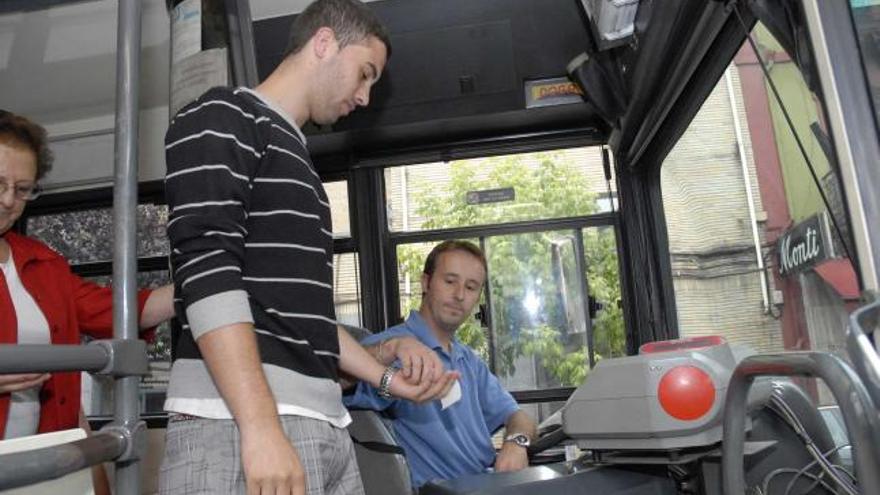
[163, 86, 349, 426]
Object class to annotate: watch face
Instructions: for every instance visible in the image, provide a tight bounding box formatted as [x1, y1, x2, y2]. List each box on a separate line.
[508, 434, 529, 447]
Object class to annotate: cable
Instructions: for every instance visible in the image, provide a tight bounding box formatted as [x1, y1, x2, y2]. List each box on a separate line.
[761, 467, 838, 495]
[768, 395, 858, 495]
[831, 465, 856, 485]
[781, 452, 840, 495]
[763, 393, 858, 495]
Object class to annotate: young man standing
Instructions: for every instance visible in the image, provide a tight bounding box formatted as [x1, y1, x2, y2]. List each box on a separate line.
[345, 241, 538, 488]
[160, 1, 454, 494]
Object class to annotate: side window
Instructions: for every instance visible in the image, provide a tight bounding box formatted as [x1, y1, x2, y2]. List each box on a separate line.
[324, 178, 362, 327]
[386, 148, 623, 424]
[660, 23, 858, 406]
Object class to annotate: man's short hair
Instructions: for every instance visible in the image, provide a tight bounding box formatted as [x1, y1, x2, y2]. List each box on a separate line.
[284, 0, 392, 59]
[423, 240, 488, 279]
[0, 110, 53, 181]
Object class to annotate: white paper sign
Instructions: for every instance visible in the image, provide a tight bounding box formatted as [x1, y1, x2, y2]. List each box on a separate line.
[171, 48, 229, 116]
[171, 0, 202, 65]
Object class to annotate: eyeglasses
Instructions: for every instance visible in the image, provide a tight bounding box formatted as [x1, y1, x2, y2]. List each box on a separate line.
[0, 181, 42, 201]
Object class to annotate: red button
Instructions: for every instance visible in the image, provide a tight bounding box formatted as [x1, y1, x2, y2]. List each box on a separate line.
[658, 365, 715, 421]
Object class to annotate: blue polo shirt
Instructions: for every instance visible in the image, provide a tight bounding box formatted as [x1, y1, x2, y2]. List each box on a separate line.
[344, 311, 520, 487]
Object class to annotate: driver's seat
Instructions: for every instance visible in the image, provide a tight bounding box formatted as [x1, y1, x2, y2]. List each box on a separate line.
[347, 409, 413, 495]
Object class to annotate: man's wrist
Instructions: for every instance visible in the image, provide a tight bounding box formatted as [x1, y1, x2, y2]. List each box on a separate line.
[378, 365, 398, 399]
[238, 414, 284, 438]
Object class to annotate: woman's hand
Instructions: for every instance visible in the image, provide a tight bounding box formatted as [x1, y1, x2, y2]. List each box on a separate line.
[0, 373, 50, 394]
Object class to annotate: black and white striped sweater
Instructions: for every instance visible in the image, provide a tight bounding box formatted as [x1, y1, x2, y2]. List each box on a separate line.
[163, 86, 348, 425]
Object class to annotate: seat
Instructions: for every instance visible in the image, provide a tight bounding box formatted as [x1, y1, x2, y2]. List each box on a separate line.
[340, 323, 413, 494]
[347, 410, 413, 495]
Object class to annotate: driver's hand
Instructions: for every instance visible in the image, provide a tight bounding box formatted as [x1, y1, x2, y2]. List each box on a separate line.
[495, 442, 529, 472]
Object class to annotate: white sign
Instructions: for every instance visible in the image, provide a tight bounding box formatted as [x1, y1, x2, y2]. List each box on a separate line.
[171, 48, 229, 116]
[171, 0, 202, 65]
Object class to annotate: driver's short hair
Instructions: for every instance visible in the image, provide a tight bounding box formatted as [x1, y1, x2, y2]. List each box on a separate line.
[423, 240, 488, 278]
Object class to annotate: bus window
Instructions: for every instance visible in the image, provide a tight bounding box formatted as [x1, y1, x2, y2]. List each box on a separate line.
[383, 147, 616, 233]
[26, 203, 169, 264]
[324, 179, 352, 238]
[387, 147, 622, 424]
[334, 252, 363, 328]
[660, 21, 858, 406]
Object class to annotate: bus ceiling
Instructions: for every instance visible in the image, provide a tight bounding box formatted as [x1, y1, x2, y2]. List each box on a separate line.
[0, 0, 797, 174]
[249, 0, 766, 175]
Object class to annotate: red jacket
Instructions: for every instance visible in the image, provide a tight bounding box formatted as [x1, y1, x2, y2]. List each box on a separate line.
[0, 231, 152, 438]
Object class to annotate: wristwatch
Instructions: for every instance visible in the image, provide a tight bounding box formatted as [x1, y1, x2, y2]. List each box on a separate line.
[503, 433, 531, 448]
[378, 365, 398, 399]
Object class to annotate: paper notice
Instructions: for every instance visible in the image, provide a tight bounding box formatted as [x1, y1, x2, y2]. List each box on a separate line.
[171, 48, 229, 116]
[171, 0, 202, 65]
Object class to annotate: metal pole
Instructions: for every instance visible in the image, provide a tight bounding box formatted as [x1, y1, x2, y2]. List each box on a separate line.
[0, 344, 108, 373]
[480, 236, 497, 374]
[724, 68, 769, 313]
[572, 228, 595, 368]
[113, 1, 143, 493]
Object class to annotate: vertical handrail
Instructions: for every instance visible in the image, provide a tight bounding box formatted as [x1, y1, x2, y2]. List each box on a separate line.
[847, 298, 880, 408]
[112, 1, 143, 494]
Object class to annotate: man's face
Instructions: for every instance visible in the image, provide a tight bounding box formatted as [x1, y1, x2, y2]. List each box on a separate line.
[420, 250, 486, 335]
[312, 34, 387, 125]
[0, 141, 37, 236]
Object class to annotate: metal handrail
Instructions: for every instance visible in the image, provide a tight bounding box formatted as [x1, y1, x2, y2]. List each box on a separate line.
[721, 352, 880, 495]
[0, 338, 149, 491]
[847, 298, 880, 408]
[0, 340, 149, 376]
[0, 344, 109, 374]
[0, 431, 126, 490]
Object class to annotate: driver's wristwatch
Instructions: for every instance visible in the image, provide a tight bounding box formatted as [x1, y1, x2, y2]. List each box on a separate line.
[503, 433, 531, 448]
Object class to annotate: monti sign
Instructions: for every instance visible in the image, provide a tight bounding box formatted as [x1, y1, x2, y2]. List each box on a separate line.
[777, 213, 834, 277]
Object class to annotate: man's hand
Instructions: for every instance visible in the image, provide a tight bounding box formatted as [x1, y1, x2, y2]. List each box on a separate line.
[388, 369, 459, 404]
[495, 442, 529, 472]
[196, 324, 306, 494]
[388, 336, 444, 384]
[337, 328, 458, 405]
[241, 421, 306, 495]
[0, 373, 50, 394]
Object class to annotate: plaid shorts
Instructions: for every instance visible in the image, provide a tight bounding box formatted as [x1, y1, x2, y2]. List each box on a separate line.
[159, 415, 364, 495]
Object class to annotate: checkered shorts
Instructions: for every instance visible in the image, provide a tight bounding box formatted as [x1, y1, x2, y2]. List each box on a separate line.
[159, 415, 364, 495]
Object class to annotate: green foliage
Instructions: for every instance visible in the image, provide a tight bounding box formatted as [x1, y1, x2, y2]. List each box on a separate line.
[398, 151, 625, 387]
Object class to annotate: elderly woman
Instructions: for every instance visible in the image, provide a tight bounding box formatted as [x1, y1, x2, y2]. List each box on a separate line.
[0, 109, 174, 441]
